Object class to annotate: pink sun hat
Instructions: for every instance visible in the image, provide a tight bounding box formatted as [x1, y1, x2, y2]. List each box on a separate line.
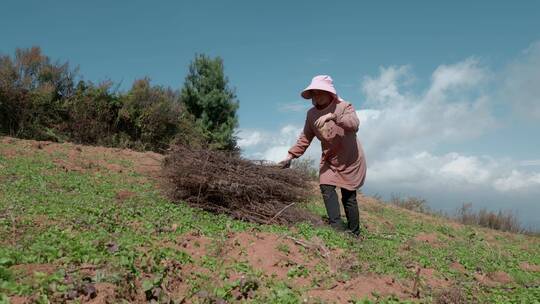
[301, 75, 339, 99]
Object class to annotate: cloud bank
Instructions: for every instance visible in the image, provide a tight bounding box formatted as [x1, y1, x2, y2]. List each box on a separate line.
[238, 42, 540, 226]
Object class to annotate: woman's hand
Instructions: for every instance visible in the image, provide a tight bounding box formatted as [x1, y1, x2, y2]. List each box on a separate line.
[278, 154, 293, 169]
[314, 113, 336, 129]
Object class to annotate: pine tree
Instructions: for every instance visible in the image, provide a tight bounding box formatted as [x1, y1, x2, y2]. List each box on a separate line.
[180, 54, 239, 151]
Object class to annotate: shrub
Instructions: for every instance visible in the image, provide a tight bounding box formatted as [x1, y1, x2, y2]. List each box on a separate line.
[455, 203, 525, 233]
[61, 80, 122, 146]
[0, 46, 76, 140]
[0, 47, 229, 154]
[389, 194, 430, 213]
[117, 78, 182, 151]
[386, 196, 532, 234]
[291, 157, 318, 181]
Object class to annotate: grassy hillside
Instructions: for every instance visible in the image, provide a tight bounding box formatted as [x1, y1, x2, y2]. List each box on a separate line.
[0, 137, 539, 303]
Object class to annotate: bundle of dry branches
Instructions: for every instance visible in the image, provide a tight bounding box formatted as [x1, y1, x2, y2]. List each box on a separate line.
[162, 144, 322, 225]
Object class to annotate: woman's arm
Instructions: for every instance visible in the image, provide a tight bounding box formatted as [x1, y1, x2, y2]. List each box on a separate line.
[334, 102, 359, 132]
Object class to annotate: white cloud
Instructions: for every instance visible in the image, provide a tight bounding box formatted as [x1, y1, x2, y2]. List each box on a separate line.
[493, 170, 540, 192]
[426, 58, 487, 100]
[261, 146, 290, 163]
[237, 129, 262, 148]
[240, 48, 540, 203]
[280, 124, 301, 137]
[243, 58, 497, 167]
[500, 41, 540, 120]
[357, 59, 495, 160]
[238, 124, 322, 164]
[356, 57, 540, 196]
[362, 65, 412, 105]
[356, 109, 381, 126]
[368, 151, 540, 193]
[277, 101, 310, 112]
[367, 152, 435, 186]
[519, 160, 540, 166]
[439, 154, 492, 185]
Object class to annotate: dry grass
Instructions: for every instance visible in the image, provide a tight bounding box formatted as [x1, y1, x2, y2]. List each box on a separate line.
[383, 195, 536, 235]
[433, 285, 470, 304]
[455, 203, 527, 234]
[389, 195, 430, 213]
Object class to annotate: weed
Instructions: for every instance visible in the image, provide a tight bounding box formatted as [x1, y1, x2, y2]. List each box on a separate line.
[276, 243, 290, 254]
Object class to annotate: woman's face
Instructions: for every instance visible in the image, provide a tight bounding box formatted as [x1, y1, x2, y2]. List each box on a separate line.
[311, 90, 332, 107]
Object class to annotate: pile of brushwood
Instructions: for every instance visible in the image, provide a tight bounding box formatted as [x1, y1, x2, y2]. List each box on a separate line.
[163, 144, 322, 225]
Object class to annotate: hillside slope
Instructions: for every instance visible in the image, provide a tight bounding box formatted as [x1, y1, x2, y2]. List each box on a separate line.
[0, 137, 539, 303]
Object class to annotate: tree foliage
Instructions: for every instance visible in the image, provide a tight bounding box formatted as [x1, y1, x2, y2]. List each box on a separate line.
[180, 54, 239, 151]
[0, 47, 240, 153]
[0, 46, 76, 140]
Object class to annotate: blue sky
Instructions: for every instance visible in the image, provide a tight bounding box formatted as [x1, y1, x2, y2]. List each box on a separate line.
[2, 1, 540, 227]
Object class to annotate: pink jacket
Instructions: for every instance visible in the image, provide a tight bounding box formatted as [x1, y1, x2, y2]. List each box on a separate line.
[288, 98, 367, 191]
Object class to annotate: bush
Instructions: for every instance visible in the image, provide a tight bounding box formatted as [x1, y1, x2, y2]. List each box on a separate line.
[0, 47, 206, 152]
[63, 78, 195, 152]
[291, 157, 318, 181]
[385, 196, 532, 234]
[0, 47, 233, 153]
[389, 194, 430, 213]
[455, 203, 525, 233]
[171, 111, 208, 149]
[117, 78, 183, 151]
[61, 80, 122, 145]
[0, 47, 76, 140]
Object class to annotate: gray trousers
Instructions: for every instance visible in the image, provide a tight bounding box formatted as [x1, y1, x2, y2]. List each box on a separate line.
[320, 184, 360, 236]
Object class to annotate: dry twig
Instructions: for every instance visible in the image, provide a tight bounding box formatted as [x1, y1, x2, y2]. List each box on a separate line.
[163, 144, 322, 226]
